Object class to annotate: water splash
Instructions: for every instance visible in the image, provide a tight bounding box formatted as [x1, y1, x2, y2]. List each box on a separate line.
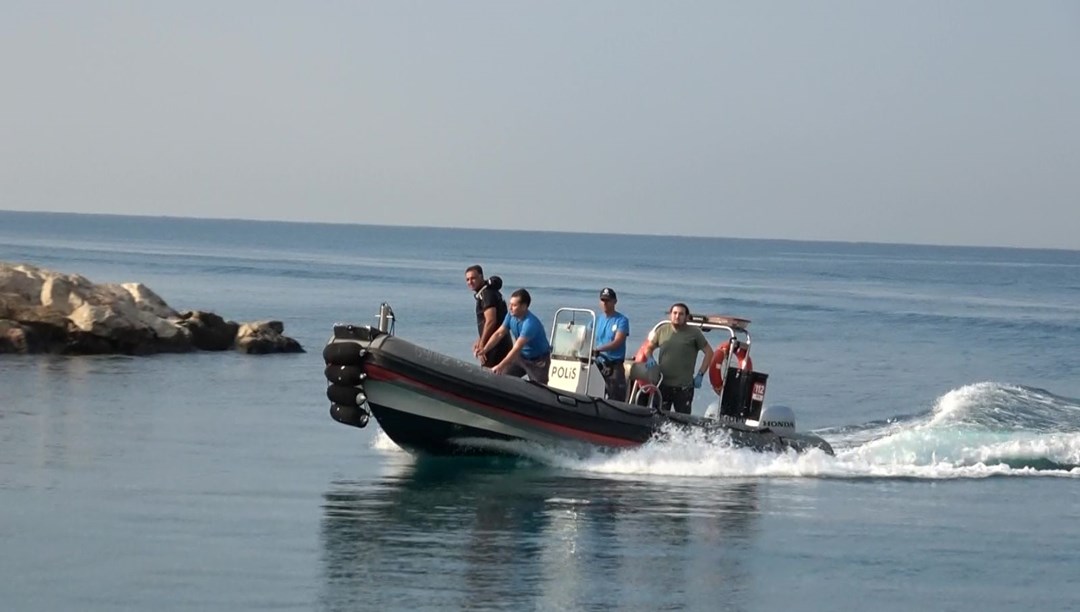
[927, 381, 1080, 431]
[372, 429, 405, 452]
[367, 382, 1080, 479]
[834, 382, 1080, 474]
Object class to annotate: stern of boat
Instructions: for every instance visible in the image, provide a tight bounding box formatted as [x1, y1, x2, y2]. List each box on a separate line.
[322, 304, 395, 432]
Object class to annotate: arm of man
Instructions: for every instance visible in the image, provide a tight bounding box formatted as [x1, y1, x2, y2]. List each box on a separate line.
[478, 306, 500, 347]
[698, 339, 714, 377]
[695, 333, 714, 389]
[642, 324, 664, 365]
[595, 330, 627, 354]
[474, 305, 501, 361]
[492, 335, 528, 375]
[609, 315, 630, 354]
[641, 336, 660, 370]
[477, 325, 508, 359]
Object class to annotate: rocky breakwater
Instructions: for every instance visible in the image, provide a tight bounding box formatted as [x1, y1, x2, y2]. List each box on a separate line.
[0, 262, 303, 355]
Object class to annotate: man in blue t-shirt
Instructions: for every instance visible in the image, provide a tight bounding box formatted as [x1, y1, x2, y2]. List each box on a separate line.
[476, 288, 551, 385]
[593, 287, 630, 401]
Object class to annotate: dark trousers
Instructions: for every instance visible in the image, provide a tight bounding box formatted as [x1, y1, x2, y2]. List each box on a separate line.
[517, 353, 551, 385]
[482, 337, 514, 368]
[484, 338, 529, 378]
[658, 384, 695, 415]
[600, 361, 627, 402]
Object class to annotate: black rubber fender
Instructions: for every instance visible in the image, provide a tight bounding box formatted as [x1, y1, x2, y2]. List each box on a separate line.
[324, 364, 365, 386]
[327, 383, 364, 406]
[330, 403, 370, 428]
[322, 341, 365, 366]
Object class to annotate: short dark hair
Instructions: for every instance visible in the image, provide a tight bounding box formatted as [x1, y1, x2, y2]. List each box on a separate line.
[669, 302, 690, 316]
[465, 264, 483, 277]
[510, 288, 532, 306]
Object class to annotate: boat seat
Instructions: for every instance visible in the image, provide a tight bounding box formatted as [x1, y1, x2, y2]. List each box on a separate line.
[624, 361, 662, 407]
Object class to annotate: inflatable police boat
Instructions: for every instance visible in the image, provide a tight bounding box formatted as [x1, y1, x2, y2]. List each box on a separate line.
[322, 303, 834, 457]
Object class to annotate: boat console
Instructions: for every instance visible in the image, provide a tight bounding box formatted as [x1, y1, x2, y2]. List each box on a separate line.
[546, 308, 607, 397]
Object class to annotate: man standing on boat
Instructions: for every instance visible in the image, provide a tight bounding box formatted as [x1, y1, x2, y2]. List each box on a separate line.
[465, 264, 516, 371]
[593, 287, 630, 401]
[476, 288, 551, 385]
[640, 302, 713, 414]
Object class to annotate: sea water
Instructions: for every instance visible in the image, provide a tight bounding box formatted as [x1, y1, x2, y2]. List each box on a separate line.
[1, 210, 1079, 611]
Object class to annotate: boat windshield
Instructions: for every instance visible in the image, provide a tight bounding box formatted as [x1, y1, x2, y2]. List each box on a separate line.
[549, 308, 596, 361]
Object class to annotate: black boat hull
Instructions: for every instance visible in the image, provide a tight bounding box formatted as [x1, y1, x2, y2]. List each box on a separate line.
[323, 324, 834, 457]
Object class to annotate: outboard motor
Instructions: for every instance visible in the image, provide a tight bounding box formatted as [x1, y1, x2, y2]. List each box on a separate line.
[757, 405, 797, 435]
[719, 365, 768, 421]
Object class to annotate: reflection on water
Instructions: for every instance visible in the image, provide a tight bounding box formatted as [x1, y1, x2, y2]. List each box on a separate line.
[319, 457, 761, 611]
[0, 356, 155, 489]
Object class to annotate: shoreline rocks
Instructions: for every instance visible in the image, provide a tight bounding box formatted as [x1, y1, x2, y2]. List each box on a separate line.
[0, 262, 304, 356]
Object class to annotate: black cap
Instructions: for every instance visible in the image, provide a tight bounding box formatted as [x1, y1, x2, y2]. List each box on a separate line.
[599, 287, 617, 301]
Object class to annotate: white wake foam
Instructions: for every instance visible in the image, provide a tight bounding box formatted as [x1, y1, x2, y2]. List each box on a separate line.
[364, 382, 1080, 479]
[371, 429, 405, 452]
[539, 428, 1080, 480]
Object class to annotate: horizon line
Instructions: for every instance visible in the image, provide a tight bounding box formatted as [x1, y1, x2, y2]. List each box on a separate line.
[1, 208, 1075, 254]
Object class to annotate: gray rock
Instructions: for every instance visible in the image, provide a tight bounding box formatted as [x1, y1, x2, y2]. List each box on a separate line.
[176, 310, 240, 351]
[235, 320, 304, 354]
[0, 262, 303, 355]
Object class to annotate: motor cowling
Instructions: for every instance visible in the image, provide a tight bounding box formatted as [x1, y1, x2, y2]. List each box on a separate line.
[757, 405, 796, 435]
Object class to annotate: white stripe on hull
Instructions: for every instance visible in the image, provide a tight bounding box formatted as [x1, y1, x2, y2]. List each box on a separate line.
[365, 380, 561, 444]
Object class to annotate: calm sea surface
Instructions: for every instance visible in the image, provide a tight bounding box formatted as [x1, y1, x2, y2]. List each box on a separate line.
[2, 210, 1079, 611]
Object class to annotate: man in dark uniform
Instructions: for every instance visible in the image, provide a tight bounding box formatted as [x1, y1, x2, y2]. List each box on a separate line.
[465, 265, 518, 373]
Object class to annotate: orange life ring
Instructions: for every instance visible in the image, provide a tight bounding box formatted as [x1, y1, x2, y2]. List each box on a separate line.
[633, 338, 652, 363]
[735, 346, 752, 370]
[709, 341, 753, 392]
[708, 342, 731, 389]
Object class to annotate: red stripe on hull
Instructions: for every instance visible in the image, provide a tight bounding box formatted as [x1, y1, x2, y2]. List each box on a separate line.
[365, 364, 641, 448]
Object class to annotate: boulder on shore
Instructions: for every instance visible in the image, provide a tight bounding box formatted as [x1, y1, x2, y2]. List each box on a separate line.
[0, 262, 304, 356]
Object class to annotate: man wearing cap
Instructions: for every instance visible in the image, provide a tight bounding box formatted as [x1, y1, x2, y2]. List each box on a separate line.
[593, 287, 630, 401]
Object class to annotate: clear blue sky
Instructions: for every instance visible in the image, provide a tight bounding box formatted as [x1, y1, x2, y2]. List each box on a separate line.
[3, 1, 1078, 249]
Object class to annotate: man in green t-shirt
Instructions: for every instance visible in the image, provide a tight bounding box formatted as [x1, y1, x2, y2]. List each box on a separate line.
[640, 302, 714, 414]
